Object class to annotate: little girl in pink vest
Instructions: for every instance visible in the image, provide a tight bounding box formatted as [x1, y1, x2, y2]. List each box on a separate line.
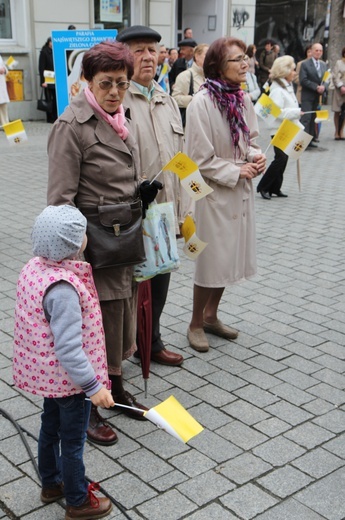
[13, 205, 114, 520]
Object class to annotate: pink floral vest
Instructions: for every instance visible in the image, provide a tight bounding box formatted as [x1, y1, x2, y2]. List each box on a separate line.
[13, 257, 109, 398]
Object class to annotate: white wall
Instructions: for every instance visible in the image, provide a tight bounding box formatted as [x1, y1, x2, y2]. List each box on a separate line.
[149, 0, 176, 47]
[227, 0, 255, 45]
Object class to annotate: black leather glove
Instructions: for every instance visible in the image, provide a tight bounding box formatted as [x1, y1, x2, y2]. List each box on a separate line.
[139, 180, 163, 218]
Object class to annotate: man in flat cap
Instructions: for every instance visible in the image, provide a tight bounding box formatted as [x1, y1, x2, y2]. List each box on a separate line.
[169, 38, 197, 91]
[117, 25, 188, 367]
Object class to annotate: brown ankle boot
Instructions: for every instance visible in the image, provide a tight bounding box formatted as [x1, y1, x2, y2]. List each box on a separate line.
[65, 483, 112, 520]
[86, 404, 118, 446]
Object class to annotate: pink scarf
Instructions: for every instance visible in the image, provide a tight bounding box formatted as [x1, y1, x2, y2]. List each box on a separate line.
[84, 86, 129, 140]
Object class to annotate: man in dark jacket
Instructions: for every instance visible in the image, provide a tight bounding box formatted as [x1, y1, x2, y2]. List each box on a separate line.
[169, 38, 197, 91]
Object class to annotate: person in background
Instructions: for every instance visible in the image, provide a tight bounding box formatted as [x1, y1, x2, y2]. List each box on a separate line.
[172, 43, 209, 126]
[244, 69, 261, 103]
[117, 25, 188, 367]
[168, 47, 178, 67]
[38, 37, 58, 123]
[68, 24, 76, 30]
[13, 205, 114, 520]
[258, 39, 277, 88]
[299, 42, 327, 148]
[0, 54, 10, 129]
[246, 44, 259, 77]
[294, 44, 312, 105]
[185, 37, 266, 352]
[47, 41, 158, 446]
[184, 27, 193, 39]
[272, 44, 281, 57]
[256, 56, 301, 199]
[331, 46, 345, 140]
[169, 38, 197, 91]
[154, 44, 170, 92]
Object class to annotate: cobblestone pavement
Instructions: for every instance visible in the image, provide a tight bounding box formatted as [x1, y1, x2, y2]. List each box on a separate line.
[1, 112, 345, 520]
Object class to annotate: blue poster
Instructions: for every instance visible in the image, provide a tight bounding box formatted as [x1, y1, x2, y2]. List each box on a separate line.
[51, 29, 117, 116]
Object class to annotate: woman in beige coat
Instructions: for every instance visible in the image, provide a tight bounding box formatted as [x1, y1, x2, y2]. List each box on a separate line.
[185, 37, 266, 352]
[172, 44, 209, 125]
[47, 41, 161, 446]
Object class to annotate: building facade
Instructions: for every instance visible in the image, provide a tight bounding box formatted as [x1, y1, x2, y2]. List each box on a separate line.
[0, 0, 343, 121]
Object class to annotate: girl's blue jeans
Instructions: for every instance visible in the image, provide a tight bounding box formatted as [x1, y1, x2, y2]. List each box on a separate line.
[38, 393, 91, 506]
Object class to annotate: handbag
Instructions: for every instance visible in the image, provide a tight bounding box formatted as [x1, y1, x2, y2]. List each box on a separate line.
[179, 70, 194, 127]
[133, 201, 180, 282]
[80, 199, 146, 269]
[37, 89, 53, 112]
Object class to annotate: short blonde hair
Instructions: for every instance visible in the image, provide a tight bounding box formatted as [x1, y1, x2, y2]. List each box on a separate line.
[270, 55, 295, 81]
[193, 43, 209, 59]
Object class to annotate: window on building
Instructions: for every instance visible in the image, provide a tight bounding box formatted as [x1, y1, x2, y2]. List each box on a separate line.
[94, 0, 131, 33]
[0, 0, 13, 39]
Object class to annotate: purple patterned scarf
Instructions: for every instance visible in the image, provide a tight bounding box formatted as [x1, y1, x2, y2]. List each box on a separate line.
[202, 78, 250, 156]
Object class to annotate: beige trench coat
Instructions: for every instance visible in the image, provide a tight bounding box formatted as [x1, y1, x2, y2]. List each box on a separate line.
[185, 89, 261, 287]
[171, 61, 205, 108]
[47, 92, 141, 302]
[124, 81, 190, 234]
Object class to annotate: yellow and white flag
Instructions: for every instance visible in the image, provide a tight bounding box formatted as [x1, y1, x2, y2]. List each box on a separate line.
[163, 152, 213, 201]
[6, 56, 18, 70]
[44, 70, 55, 84]
[144, 396, 204, 443]
[254, 93, 281, 125]
[322, 70, 331, 84]
[2, 119, 28, 145]
[180, 215, 207, 260]
[314, 109, 329, 123]
[271, 119, 312, 160]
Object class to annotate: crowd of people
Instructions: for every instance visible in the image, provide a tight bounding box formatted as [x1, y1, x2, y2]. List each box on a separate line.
[10, 23, 345, 520]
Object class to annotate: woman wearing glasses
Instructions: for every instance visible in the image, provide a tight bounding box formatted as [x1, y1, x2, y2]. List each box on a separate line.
[47, 41, 159, 446]
[185, 37, 266, 352]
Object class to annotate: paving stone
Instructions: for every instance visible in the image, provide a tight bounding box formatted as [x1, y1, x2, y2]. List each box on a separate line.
[104, 472, 157, 510]
[254, 417, 292, 437]
[170, 450, 216, 477]
[283, 421, 335, 449]
[185, 502, 237, 519]
[307, 382, 345, 406]
[291, 447, 344, 478]
[234, 384, 279, 408]
[177, 469, 235, 506]
[295, 467, 345, 520]
[220, 483, 278, 519]
[220, 452, 272, 484]
[281, 354, 323, 374]
[323, 433, 345, 459]
[255, 497, 327, 519]
[222, 400, 270, 425]
[188, 430, 242, 464]
[118, 448, 173, 482]
[186, 402, 231, 430]
[275, 368, 319, 390]
[204, 370, 247, 393]
[149, 469, 188, 492]
[191, 383, 237, 408]
[265, 400, 313, 426]
[271, 382, 315, 406]
[257, 465, 314, 498]
[216, 420, 268, 450]
[253, 436, 306, 466]
[302, 397, 335, 416]
[136, 489, 196, 520]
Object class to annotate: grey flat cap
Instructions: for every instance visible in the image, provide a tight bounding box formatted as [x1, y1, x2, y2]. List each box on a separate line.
[178, 38, 197, 48]
[116, 25, 161, 43]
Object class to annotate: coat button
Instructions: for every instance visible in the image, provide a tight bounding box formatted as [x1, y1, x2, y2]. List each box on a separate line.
[233, 214, 238, 219]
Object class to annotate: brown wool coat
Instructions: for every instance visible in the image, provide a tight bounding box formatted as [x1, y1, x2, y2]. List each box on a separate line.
[47, 92, 141, 302]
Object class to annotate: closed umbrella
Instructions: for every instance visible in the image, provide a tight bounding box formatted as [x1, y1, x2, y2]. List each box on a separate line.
[339, 102, 345, 136]
[136, 279, 152, 397]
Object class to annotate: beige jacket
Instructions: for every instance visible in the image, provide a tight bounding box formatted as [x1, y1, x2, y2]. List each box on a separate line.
[185, 89, 261, 287]
[124, 81, 189, 234]
[47, 92, 141, 301]
[171, 61, 205, 108]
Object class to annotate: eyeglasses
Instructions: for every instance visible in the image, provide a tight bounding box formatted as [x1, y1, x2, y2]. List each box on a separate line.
[227, 55, 249, 63]
[97, 80, 131, 91]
